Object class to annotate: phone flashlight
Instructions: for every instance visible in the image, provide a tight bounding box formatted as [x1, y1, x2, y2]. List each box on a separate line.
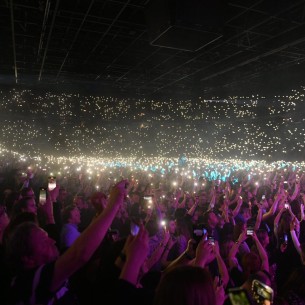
[39, 187, 47, 205]
[246, 227, 254, 236]
[208, 236, 215, 245]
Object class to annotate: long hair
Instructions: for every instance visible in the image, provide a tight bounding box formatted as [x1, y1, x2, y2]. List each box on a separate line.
[7, 221, 38, 272]
[10, 197, 33, 222]
[277, 211, 292, 245]
[281, 265, 305, 299]
[154, 266, 216, 305]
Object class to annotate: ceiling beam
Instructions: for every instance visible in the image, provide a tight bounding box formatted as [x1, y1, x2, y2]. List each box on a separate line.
[38, 0, 60, 81]
[9, 0, 18, 83]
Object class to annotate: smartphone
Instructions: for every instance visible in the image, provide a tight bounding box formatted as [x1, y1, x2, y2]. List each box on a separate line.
[208, 236, 215, 245]
[283, 234, 288, 244]
[39, 187, 47, 205]
[262, 195, 265, 200]
[251, 279, 274, 304]
[193, 226, 208, 247]
[193, 228, 207, 238]
[284, 203, 289, 209]
[228, 287, 252, 305]
[130, 222, 140, 236]
[246, 227, 254, 236]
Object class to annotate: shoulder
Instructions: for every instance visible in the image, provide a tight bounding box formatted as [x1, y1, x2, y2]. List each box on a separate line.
[10, 263, 55, 305]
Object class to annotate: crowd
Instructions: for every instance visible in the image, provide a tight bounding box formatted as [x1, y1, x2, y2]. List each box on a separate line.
[1, 160, 305, 305]
[0, 88, 304, 160]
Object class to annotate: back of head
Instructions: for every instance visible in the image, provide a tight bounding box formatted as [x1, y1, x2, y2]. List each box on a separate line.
[61, 205, 77, 224]
[241, 252, 261, 279]
[145, 218, 159, 237]
[154, 266, 216, 305]
[10, 197, 30, 221]
[7, 221, 39, 272]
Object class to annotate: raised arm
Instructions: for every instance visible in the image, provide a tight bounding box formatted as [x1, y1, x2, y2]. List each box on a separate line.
[290, 217, 302, 256]
[160, 236, 177, 268]
[145, 229, 170, 270]
[274, 207, 286, 239]
[232, 196, 243, 218]
[163, 239, 196, 273]
[119, 225, 149, 285]
[228, 231, 247, 270]
[252, 232, 269, 272]
[254, 204, 263, 232]
[51, 179, 127, 292]
[289, 181, 300, 202]
[187, 196, 199, 217]
[213, 241, 229, 288]
[262, 194, 280, 221]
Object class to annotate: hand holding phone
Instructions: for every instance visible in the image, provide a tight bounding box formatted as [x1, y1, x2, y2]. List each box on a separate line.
[208, 236, 215, 245]
[39, 187, 47, 205]
[251, 279, 274, 304]
[130, 221, 140, 236]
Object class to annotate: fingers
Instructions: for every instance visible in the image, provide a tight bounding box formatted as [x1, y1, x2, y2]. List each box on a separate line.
[137, 224, 148, 242]
[187, 238, 196, 247]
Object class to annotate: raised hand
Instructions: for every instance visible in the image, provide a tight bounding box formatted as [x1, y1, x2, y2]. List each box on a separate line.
[194, 238, 215, 268]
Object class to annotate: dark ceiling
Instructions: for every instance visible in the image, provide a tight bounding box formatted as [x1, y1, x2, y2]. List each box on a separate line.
[1, 0, 305, 99]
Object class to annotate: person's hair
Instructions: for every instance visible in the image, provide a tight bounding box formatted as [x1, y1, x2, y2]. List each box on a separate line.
[20, 187, 34, 198]
[220, 238, 234, 259]
[281, 265, 305, 299]
[174, 208, 187, 219]
[3, 191, 20, 217]
[61, 205, 77, 223]
[241, 252, 262, 280]
[201, 210, 215, 225]
[7, 221, 39, 272]
[277, 211, 292, 237]
[10, 197, 34, 221]
[154, 266, 216, 305]
[175, 217, 192, 241]
[240, 202, 250, 214]
[233, 221, 245, 241]
[145, 218, 159, 237]
[290, 200, 301, 219]
[2, 212, 38, 251]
